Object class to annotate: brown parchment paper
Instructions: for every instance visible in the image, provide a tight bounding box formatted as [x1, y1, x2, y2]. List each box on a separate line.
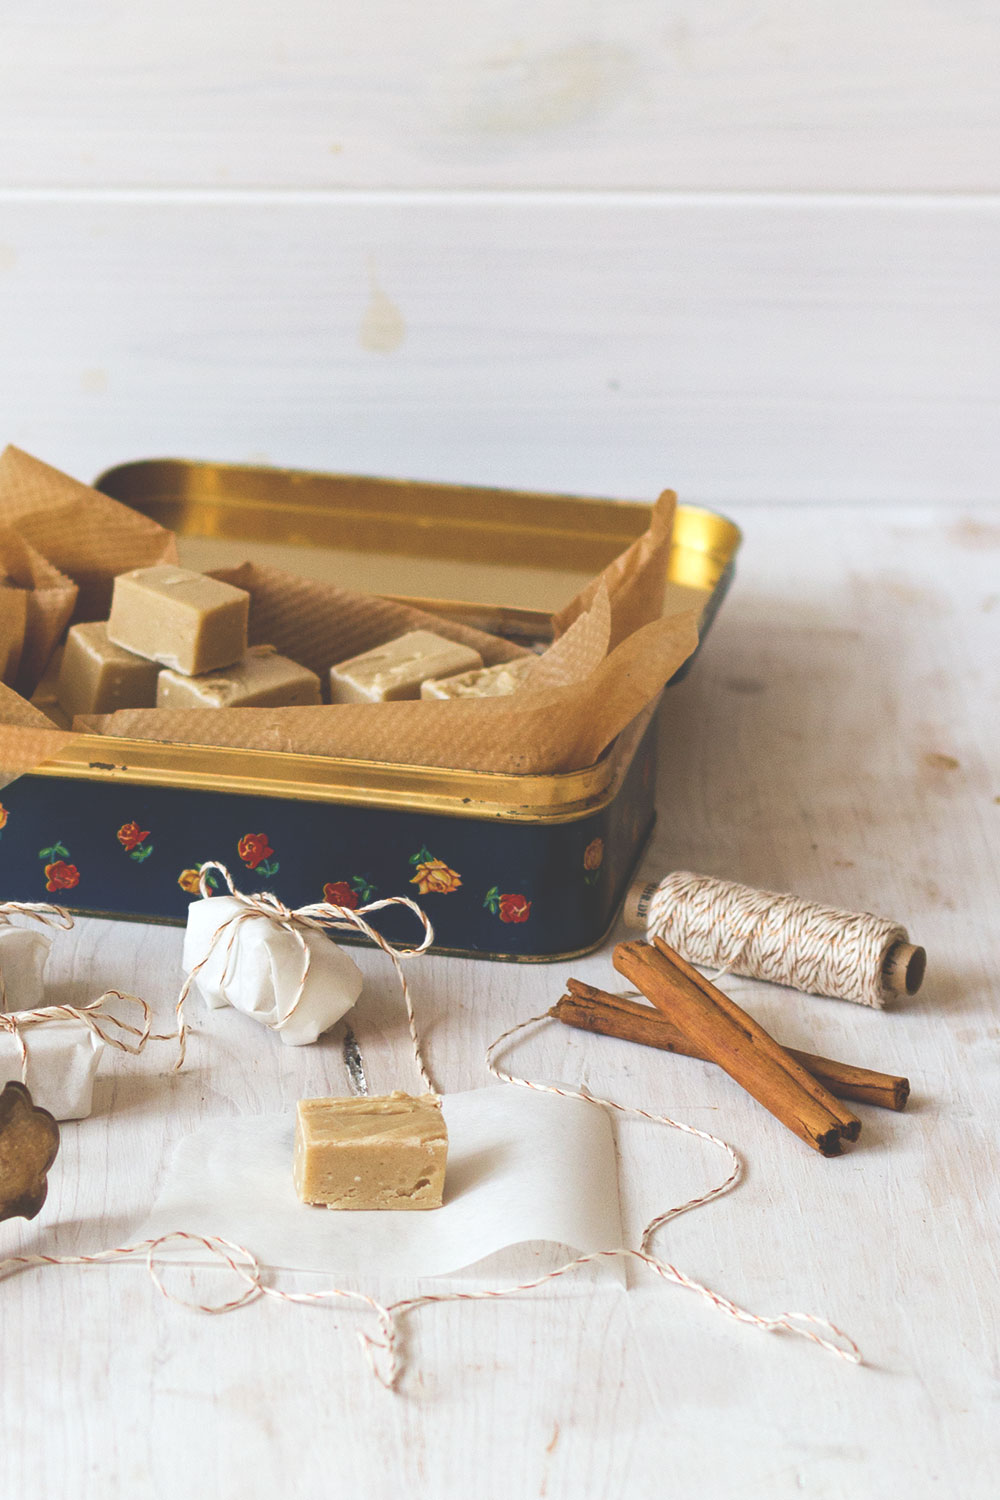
[0, 588, 27, 687]
[82, 602, 696, 773]
[553, 488, 676, 649]
[0, 683, 77, 789]
[0, 446, 176, 620]
[0, 528, 78, 695]
[209, 560, 529, 676]
[0, 452, 698, 778]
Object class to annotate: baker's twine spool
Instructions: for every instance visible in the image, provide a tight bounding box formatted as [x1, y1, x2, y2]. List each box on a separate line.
[623, 871, 926, 1008]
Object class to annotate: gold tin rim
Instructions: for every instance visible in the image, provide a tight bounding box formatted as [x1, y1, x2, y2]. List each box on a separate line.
[33, 696, 656, 824]
[38, 462, 740, 821]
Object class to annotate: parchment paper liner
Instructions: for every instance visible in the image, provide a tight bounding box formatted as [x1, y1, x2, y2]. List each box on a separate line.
[0, 528, 78, 696]
[0, 459, 696, 778]
[0, 445, 178, 785]
[0, 446, 176, 621]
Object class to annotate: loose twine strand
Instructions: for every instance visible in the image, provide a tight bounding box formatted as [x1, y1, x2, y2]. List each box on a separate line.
[0, 989, 164, 1085]
[645, 870, 907, 1008]
[0, 869, 862, 1391]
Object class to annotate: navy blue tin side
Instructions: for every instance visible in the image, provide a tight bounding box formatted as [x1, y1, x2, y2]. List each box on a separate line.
[0, 717, 657, 961]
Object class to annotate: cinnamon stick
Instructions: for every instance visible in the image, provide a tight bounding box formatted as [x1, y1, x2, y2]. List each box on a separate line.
[650, 935, 864, 1141]
[554, 981, 909, 1111]
[613, 939, 862, 1156]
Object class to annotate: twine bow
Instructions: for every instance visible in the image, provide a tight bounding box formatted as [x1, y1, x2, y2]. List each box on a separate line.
[0, 901, 75, 1011]
[0, 989, 162, 1087]
[175, 862, 435, 1084]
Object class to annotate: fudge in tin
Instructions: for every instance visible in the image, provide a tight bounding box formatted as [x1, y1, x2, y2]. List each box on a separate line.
[156, 644, 321, 709]
[329, 629, 483, 704]
[56, 620, 161, 718]
[107, 564, 249, 677]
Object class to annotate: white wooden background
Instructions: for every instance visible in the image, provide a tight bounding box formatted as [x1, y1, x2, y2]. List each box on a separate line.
[1, 8, 999, 1498]
[0, 2, 997, 502]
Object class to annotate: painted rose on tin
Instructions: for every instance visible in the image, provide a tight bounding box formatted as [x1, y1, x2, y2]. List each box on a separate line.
[582, 836, 604, 886]
[178, 863, 219, 895]
[117, 822, 153, 861]
[322, 875, 374, 908]
[237, 833, 278, 878]
[238, 833, 273, 869]
[484, 887, 531, 924]
[409, 846, 462, 896]
[323, 881, 360, 910]
[44, 859, 79, 893]
[39, 842, 79, 893]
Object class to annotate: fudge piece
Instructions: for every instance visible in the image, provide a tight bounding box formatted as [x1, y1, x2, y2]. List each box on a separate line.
[56, 621, 161, 718]
[107, 565, 249, 676]
[157, 645, 321, 709]
[329, 630, 482, 704]
[421, 654, 535, 700]
[293, 1091, 447, 1210]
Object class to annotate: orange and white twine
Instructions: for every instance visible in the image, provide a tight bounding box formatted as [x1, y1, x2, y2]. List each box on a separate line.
[0, 988, 168, 1086]
[0, 1000, 862, 1390]
[174, 861, 435, 1085]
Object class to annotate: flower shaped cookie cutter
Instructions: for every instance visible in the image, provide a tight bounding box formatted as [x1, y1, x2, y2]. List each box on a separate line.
[0, 1080, 60, 1223]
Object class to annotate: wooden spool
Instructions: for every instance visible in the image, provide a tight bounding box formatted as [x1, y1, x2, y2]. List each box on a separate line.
[622, 878, 926, 999]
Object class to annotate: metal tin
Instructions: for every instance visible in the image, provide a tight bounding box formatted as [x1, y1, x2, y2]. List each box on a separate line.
[1, 463, 740, 960]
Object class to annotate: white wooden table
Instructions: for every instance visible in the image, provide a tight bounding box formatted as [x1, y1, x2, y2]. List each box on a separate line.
[3, 503, 998, 1499]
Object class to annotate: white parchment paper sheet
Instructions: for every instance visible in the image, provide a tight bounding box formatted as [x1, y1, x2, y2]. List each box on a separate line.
[138, 1085, 622, 1278]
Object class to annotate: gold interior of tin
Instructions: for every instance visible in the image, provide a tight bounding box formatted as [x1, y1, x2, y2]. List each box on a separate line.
[95, 460, 737, 615]
[29, 462, 740, 819]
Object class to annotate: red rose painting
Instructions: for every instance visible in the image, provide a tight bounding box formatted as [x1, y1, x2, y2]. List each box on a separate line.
[44, 860, 79, 893]
[323, 881, 360, 910]
[498, 893, 531, 924]
[238, 833, 274, 870]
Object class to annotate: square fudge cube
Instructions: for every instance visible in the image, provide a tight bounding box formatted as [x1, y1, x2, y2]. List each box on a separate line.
[329, 630, 482, 704]
[107, 565, 249, 676]
[56, 621, 161, 718]
[420, 654, 535, 699]
[156, 645, 321, 708]
[293, 1091, 447, 1210]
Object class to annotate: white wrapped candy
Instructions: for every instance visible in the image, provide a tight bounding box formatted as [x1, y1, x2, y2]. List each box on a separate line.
[0, 989, 160, 1120]
[0, 926, 52, 1012]
[0, 1016, 104, 1120]
[182, 895, 364, 1047]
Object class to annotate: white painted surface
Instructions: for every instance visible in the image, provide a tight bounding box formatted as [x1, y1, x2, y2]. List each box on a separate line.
[3, 504, 998, 1498]
[2, 2, 999, 191]
[1, 4, 997, 502]
[0, 194, 996, 505]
